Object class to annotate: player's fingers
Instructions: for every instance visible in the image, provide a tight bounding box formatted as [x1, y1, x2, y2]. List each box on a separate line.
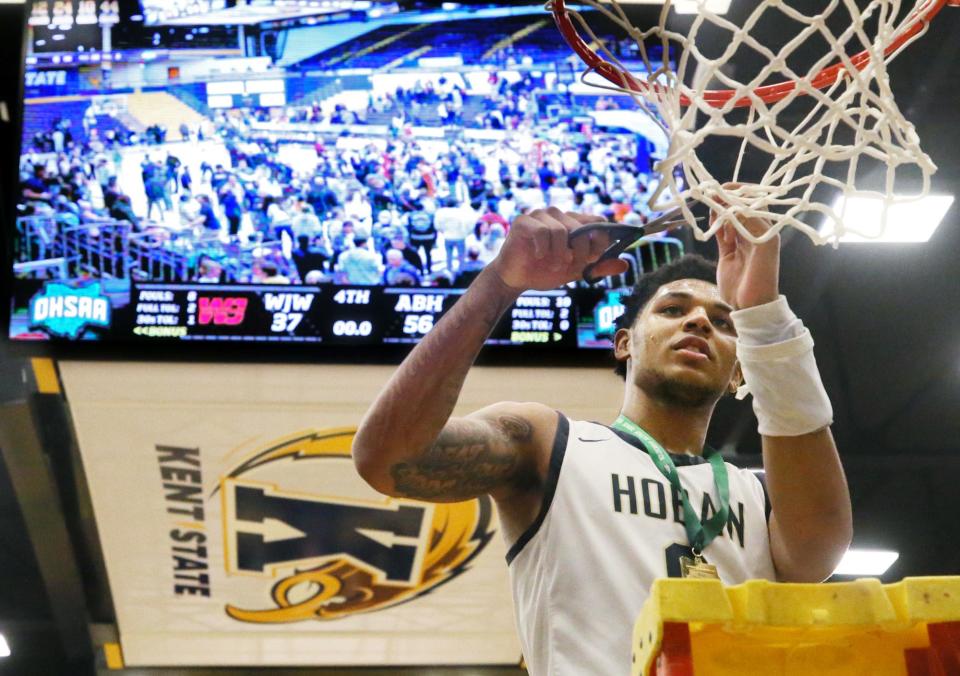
[710, 199, 744, 253]
[527, 209, 569, 269]
[549, 208, 593, 262]
[538, 209, 572, 269]
[717, 182, 775, 242]
[570, 226, 615, 264]
[550, 223, 573, 270]
[562, 211, 609, 261]
[724, 212, 773, 244]
[532, 224, 552, 260]
[591, 257, 630, 279]
[717, 220, 735, 256]
[545, 206, 577, 231]
[559, 210, 619, 265]
[517, 213, 552, 260]
[743, 214, 775, 241]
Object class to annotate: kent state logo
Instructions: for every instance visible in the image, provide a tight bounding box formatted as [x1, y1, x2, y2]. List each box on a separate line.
[216, 429, 494, 623]
[29, 282, 111, 339]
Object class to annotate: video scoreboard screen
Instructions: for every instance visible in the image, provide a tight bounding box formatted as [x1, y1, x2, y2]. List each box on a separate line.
[29, 0, 119, 28]
[15, 280, 621, 349]
[140, 0, 226, 25]
[29, 1, 120, 53]
[11, 0, 673, 356]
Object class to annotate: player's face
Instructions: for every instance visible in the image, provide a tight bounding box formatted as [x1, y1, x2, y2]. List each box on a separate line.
[615, 279, 739, 407]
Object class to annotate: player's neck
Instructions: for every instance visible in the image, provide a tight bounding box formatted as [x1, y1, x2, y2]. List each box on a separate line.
[618, 390, 713, 457]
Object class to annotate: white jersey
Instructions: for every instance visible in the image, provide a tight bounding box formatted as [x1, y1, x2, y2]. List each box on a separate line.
[507, 415, 776, 676]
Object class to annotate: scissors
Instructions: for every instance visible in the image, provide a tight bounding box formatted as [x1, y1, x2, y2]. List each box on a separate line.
[568, 198, 699, 285]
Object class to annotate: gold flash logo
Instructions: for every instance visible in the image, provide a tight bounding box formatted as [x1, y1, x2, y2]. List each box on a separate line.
[218, 429, 493, 623]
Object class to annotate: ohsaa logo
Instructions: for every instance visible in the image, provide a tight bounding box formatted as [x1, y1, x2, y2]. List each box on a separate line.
[29, 282, 111, 339]
[216, 428, 494, 623]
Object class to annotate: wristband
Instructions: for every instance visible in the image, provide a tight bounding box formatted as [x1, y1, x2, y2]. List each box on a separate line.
[731, 296, 833, 437]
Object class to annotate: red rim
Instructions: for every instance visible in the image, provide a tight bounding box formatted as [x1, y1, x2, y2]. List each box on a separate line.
[550, 0, 952, 107]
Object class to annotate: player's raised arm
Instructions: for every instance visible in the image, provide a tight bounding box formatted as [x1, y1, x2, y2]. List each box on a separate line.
[716, 208, 853, 582]
[352, 207, 626, 503]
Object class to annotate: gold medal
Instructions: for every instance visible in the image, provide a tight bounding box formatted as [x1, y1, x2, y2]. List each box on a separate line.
[680, 553, 720, 580]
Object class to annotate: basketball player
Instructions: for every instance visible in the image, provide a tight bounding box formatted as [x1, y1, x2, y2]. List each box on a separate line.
[353, 204, 852, 675]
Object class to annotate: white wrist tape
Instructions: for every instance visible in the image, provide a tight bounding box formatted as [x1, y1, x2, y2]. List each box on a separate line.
[731, 296, 833, 437]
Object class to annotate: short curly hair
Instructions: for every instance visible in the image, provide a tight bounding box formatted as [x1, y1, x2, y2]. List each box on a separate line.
[613, 254, 719, 380]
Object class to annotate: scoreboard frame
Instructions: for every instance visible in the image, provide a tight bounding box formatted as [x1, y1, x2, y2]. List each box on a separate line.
[4, 279, 625, 371]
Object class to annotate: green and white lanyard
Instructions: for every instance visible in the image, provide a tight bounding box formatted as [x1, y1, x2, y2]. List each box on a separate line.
[612, 415, 729, 556]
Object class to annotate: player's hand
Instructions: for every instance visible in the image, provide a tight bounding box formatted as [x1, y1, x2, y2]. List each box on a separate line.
[714, 187, 780, 310]
[490, 208, 629, 291]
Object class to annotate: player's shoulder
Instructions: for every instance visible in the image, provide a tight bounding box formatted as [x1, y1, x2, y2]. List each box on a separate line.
[730, 464, 767, 490]
[469, 402, 563, 468]
[468, 401, 559, 434]
[504, 410, 618, 439]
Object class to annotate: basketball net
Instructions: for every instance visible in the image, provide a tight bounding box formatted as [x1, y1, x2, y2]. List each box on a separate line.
[550, 0, 955, 245]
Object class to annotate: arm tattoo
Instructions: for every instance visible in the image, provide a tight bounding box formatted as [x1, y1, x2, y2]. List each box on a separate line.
[390, 415, 534, 501]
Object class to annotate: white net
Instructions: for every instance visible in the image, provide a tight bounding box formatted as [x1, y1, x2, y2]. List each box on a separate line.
[552, 0, 945, 245]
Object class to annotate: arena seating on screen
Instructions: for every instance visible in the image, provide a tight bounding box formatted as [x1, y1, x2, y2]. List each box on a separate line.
[90, 114, 133, 142]
[293, 24, 424, 70]
[24, 90, 217, 151]
[168, 83, 213, 118]
[22, 100, 92, 148]
[293, 16, 563, 71]
[284, 77, 348, 107]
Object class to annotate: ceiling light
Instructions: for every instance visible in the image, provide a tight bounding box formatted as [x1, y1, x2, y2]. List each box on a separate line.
[832, 548, 899, 577]
[0, 633, 9, 658]
[673, 0, 732, 13]
[601, 0, 731, 13]
[822, 194, 954, 243]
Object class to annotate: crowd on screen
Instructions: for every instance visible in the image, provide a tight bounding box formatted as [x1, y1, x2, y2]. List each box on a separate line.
[255, 73, 542, 131]
[18, 75, 676, 287]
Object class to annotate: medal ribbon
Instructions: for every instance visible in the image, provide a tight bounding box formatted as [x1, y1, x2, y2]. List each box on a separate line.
[612, 415, 730, 553]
